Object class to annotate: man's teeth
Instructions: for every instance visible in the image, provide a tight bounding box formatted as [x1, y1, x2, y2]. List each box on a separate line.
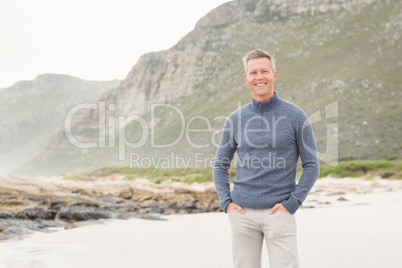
[256, 83, 266, 86]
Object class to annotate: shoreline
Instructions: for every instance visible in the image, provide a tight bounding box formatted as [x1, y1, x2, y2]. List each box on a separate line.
[0, 190, 401, 267]
[0, 174, 222, 241]
[1, 174, 401, 241]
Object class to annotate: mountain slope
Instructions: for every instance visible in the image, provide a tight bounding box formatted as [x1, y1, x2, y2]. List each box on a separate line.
[0, 74, 120, 176]
[16, 0, 402, 175]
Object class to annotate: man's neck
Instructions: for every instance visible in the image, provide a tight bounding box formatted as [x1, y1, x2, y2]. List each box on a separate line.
[252, 91, 274, 102]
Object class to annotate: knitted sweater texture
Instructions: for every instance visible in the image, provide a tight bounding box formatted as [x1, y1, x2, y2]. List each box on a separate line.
[213, 92, 320, 214]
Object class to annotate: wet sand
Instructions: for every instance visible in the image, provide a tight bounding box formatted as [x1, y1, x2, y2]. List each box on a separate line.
[1, 186, 401, 268]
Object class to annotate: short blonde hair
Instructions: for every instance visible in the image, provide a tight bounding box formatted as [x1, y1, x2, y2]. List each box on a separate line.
[243, 49, 276, 73]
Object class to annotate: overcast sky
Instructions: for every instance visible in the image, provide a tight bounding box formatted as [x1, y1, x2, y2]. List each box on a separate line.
[0, 0, 229, 89]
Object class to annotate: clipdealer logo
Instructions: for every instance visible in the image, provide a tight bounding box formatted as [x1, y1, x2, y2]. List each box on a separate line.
[64, 100, 338, 169]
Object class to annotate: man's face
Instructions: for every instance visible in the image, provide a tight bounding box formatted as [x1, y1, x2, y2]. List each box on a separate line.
[244, 57, 277, 102]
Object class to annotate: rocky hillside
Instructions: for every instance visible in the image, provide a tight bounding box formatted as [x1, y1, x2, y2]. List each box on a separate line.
[0, 74, 120, 176]
[15, 0, 402, 175]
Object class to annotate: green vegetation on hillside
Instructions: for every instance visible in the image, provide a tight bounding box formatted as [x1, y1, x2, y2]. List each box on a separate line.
[319, 160, 402, 179]
[64, 160, 401, 184]
[65, 167, 216, 184]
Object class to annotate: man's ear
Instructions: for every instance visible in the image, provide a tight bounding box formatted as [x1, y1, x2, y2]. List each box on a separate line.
[273, 71, 277, 81]
[244, 74, 247, 82]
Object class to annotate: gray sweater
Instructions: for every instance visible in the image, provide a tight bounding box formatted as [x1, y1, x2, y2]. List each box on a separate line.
[213, 92, 320, 214]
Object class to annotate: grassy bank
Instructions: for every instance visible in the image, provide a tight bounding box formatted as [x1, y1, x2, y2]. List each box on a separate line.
[318, 160, 401, 179]
[64, 160, 401, 183]
[64, 167, 216, 184]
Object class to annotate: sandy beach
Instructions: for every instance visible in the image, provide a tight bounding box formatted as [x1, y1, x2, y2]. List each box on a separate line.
[1, 177, 402, 268]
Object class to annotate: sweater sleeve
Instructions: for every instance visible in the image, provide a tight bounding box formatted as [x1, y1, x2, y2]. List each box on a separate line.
[213, 116, 237, 213]
[282, 112, 320, 214]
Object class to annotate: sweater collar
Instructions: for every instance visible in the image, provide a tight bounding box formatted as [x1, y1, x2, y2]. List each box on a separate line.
[251, 91, 281, 113]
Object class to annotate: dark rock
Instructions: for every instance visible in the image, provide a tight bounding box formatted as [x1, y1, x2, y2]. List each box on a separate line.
[72, 202, 99, 208]
[154, 202, 173, 213]
[58, 205, 118, 221]
[50, 201, 65, 208]
[28, 196, 48, 202]
[0, 211, 14, 219]
[209, 203, 223, 212]
[183, 200, 198, 210]
[0, 218, 71, 240]
[196, 201, 207, 209]
[168, 202, 179, 211]
[51, 203, 69, 211]
[46, 209, 57, 220]
[3, 196, 19, 200]
[15, 208, 48, 220]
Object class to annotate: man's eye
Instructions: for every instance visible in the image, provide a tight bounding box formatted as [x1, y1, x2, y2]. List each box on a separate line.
[263, 71, 268, 73]
[250, 72, 256, 75]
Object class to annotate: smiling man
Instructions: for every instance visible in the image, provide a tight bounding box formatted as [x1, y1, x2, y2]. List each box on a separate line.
[213, 49, 320, 268]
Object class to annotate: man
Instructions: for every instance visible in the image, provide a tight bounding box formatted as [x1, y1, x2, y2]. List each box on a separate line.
[213, 49, 320, 268]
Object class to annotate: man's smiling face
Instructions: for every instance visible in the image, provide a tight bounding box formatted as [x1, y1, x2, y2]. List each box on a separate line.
[244, 57, 277, 102]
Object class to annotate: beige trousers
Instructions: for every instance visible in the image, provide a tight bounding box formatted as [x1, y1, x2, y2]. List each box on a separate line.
[228, 208, 298, 268]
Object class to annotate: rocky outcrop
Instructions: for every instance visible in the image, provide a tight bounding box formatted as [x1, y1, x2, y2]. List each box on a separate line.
[105, 0, 375, 118]
[195, 0, 374, 28]
[0, 175, 222, 240]
[103, 48, 212, 117]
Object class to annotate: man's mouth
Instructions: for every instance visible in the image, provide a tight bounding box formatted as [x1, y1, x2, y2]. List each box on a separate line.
[255, 83, 266, 86]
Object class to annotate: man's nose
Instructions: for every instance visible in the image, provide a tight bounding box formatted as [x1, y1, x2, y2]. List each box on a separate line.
[256, 72, 263, 79]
